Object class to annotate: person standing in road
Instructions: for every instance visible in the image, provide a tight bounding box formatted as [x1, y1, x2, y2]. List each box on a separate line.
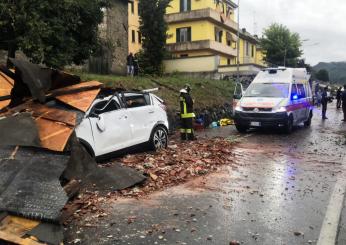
[179, 85, 196, 141]
[126, 53, 134, 76]
[321, 86, 328, 120]
[342, 85, 346, 121]
[336, 87, 342, 109]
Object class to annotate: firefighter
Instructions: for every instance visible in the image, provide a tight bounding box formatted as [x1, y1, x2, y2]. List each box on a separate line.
[179, 85, 196, 140]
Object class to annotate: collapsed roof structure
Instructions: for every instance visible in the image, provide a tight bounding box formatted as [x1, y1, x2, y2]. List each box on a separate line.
[0, 59, 146, 245]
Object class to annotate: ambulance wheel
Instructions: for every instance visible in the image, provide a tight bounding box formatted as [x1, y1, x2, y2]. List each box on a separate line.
[284, 116, 293, 134]
[235, 124, 248, 133]
[304, 111, 313, 127]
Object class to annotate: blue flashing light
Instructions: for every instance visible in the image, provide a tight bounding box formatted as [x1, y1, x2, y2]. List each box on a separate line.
[292, 94, 298, 100]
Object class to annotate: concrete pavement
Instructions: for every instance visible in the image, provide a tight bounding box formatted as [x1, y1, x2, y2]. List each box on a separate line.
[65, 103, 346, 245]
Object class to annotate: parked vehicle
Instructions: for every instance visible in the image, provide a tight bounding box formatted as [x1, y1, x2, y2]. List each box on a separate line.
[75, 90, 169, 159]
[233, 67, 313, 134]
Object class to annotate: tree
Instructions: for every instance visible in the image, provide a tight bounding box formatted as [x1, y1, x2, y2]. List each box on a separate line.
[316, 69, 330, 82]
[0, 0, 108, 68]
[139, 0, 171, 75]
[260, 23, 303, 67]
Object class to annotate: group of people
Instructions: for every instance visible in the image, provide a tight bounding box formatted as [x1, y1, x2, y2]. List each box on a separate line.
[321, 85, 346, 121]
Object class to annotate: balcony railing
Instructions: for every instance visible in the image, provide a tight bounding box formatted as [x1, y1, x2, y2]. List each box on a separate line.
[166, 40, 237, 57]
[165, 8, 238, 33]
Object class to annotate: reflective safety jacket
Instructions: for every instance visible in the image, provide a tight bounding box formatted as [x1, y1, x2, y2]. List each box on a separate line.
[180, 92, 195, 118]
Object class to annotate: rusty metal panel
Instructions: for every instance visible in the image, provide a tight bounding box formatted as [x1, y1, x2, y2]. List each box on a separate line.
[35, 118, 73, 152]
[30, 104, 77, 127]
[0, 72, 14, 97]
[49, 80, 102, 96]
[0, 100, 10, 110]
[55, 88, 100, 112]
[0, 215, 40, 238]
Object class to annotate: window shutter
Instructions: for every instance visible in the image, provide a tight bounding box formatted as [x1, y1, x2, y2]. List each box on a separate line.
[187, 0, 191, 11]
[180, 0, 183, 12]
[176, 29, 180, 43]
[187, 27, 191, 42]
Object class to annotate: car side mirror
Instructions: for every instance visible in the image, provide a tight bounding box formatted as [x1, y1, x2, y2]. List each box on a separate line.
[96, 115, 106, 132]
[88, 111, 99, 118]
[233, 94, 242, 100]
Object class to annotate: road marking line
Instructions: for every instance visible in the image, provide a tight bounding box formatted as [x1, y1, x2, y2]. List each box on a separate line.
[317, 158, 346, 245]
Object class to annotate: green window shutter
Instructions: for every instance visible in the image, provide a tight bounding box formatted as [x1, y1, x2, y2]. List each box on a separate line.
[187, 27, 191, 41]
[176, 29, 180, 43]
[187, 0, 191, 11]
[180, 0, 184, 12]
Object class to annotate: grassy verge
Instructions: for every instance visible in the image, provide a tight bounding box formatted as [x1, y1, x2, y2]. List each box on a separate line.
[74, 72, 235, 110]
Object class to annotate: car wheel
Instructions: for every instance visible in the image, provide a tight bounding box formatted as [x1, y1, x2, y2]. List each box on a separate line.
[284, 116, 293, 134]
[150, 126, 168, 151]
[235, 124, 248, 133]
[304, 111, 313, 127]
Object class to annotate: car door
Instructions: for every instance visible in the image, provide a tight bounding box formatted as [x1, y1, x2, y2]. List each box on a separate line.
[88, 98, 132, 156]
[123, 93, 155, 144]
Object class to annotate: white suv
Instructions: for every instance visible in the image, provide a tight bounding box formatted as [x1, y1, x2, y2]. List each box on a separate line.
[75, 91, 169, 158]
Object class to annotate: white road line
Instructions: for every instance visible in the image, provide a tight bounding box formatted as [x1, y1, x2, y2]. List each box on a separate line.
[317, 158, 346, 245]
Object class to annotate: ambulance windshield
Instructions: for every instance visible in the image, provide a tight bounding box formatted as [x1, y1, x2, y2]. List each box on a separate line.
[244, 83, 290, 98]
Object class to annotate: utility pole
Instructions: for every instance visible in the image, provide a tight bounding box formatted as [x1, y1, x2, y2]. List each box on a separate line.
[236, 0, 240, 83]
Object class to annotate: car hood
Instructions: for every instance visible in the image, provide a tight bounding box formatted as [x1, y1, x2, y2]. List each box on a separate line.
[240, 97, 286, 109]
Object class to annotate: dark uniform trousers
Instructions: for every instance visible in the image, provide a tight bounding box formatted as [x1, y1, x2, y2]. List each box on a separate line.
[180, 94, 195, 140]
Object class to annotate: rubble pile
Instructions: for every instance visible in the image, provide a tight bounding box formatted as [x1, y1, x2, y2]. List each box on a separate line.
[116, 137, 235, 198]
[0, 59, 146, 245]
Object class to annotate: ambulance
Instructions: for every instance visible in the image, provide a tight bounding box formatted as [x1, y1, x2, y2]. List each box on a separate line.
[233, 67, 313, 134]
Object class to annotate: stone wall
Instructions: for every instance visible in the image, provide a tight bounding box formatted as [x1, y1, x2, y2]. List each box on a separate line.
[89, 0, 128, 75]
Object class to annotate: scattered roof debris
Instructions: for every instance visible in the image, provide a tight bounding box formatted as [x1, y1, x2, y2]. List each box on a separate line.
[0, 60, 146, 245]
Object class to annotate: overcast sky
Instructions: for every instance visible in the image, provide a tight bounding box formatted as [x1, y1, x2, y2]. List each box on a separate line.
[238, 0, 346, 65]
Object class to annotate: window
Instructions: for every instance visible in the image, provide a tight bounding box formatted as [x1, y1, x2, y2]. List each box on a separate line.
[245, 41, 249, 56]
[125, 95, 149, 108]
[92, 99, 120, 115]
[227, 58, 231, 65]
[132, 30, 136, 43]
[176, 27, 191, 42]
[244, 83, 290, 98]
[129, 1, 134, 14]
[251, 45, 255, 57]
[138, 31, 142, 43]
[180, 0, 191, 12]
[291, 84, 298, 99]
[226, 32, 232, 46]
[215, 27, 223, 43]
[296, 84, 306, 98]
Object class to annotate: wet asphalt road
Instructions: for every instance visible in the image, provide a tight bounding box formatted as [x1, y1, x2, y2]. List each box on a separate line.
[66, 104, 346, 245]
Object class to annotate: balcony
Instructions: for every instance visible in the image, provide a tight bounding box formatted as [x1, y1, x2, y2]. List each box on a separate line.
[165, 8, 238, 33]
[166, 40, 237, 57]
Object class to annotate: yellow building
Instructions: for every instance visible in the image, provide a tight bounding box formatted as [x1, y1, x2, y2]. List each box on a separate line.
[163, 0, 266, 75]
[128, 0, 141, 55]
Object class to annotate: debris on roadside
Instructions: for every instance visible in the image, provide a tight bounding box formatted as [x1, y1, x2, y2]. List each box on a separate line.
[0, 60, 146, 245]
[108, 136, 235, 198]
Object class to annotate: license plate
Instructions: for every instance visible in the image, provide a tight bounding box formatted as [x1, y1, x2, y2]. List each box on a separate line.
[250, 121, 261, 127]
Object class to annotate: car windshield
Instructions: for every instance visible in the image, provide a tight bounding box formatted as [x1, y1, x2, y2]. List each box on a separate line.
[244, 83, 290, 98]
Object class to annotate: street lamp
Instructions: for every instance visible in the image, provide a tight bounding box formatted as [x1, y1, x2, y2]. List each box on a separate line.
[236, 0, 240, 83]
